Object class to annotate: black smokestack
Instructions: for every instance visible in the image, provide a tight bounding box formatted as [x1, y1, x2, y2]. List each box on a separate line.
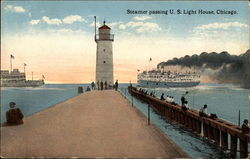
[158, 49, 250, 88]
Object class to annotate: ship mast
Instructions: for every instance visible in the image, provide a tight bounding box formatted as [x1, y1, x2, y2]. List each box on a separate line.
[94, 16, 96, 41]
[24, 63, 27, 74]
[10, 54, 14, 73]
[10, 56, 12, 73]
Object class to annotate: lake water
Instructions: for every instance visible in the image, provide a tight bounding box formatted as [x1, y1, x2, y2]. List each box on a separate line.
[1, 83, 249, 158]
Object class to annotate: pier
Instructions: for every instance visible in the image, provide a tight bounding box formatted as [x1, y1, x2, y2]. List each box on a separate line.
[128, 86, 250, 158]
[0, 90, 188, 158]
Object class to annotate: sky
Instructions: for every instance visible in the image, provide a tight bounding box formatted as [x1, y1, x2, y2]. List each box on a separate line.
[1, 1, 250, 83]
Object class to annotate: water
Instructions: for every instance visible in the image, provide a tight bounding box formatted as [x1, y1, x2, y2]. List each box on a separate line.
[0, 84, 89, 123]
[1, 83, 249, 158]
[139, 83, 250, 125]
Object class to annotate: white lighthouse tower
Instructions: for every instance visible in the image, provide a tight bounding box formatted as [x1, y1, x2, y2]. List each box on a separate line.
[95, 18, 114, 86]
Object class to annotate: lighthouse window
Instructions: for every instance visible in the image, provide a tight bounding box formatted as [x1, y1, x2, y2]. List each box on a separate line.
[103, 61, 106, 63]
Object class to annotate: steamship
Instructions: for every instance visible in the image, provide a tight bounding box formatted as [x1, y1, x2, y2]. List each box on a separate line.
[137, 70, 200, 88]
[1, 69, 45, 87]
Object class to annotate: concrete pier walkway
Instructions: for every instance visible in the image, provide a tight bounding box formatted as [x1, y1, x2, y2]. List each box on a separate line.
[1, 90, 188, 158]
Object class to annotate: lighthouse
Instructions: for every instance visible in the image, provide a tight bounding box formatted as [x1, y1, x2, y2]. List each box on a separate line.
[95, 19, 114, 87]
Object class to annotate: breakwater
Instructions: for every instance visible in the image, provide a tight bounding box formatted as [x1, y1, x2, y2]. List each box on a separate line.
[128, 86, 250, 158]
[1, 90, 188, 158]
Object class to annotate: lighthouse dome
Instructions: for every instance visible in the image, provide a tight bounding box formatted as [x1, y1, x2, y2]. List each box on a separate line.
[99, 25, 111, 30]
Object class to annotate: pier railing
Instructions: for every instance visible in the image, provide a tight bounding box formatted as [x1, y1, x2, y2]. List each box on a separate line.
[128, 86, 250, 158]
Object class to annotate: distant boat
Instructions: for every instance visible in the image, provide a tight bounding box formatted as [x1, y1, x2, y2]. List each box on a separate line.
[1, 69, 45, 87]
[137, 70, 200, 88]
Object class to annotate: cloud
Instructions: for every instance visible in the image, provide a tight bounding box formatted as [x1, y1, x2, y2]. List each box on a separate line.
[89, 21, 101, 28]
[119, 24, 126, 30]
[4, 5, 26, 13]
[118, 21, 161, 33]
[42, 16, 62, 25]
[48, 28, 84, 34]
[4, 5, 13, 10]
[192, 21, 250, 40]
[14, 6, 26, 13]
[62, 15, 85, 24]
[29, 15, 85, 26]
[30, 19, 40, 25]
[195, 22, 249, 30]
[108, 21, 122, 27]
[133, 15, 152, 21]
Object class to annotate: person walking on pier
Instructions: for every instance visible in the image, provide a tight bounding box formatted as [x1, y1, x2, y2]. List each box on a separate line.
[100, 81, 104, 90]
[91, 81, 95, 90]
[104, 81, 108, 90]
[97, 80, 100, 90]
[6, 102, 24, 125]
[115, 80, 118, 91]
[86, 86, 91, 92]
[241, 119, 250, 134]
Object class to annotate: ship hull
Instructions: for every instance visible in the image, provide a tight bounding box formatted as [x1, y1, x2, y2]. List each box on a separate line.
[137, 80, 200, 88]
[1, 80, 45, 87]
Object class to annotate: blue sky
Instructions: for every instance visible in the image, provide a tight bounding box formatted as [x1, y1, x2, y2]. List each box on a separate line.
[1, 1, 250, 83]
[2, 1, 249, 37]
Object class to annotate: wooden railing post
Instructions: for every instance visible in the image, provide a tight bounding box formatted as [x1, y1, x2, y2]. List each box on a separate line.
[240, 138, 248, 158]
[207, 125, 214, 140]
[230, 135, 237, 158]
[203, 123, 208, 138]
[148, 104, 150, 125]
[220, 131, 228, 151]
[213, 128, 220, 145]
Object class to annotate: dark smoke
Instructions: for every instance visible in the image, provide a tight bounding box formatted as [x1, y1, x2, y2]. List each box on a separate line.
[158, 49, 250, 88]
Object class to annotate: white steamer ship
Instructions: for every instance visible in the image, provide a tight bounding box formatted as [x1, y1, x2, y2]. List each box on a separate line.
[137, 70, 200, 88]
[1, 69, 45, 87]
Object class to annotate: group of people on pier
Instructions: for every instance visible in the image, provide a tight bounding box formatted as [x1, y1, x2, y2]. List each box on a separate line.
[160, 93, 177, 105]
[86, 80, 119, 91]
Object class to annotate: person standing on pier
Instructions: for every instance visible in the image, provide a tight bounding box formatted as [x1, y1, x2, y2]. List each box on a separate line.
[181, 91, 188, 106]
[86, 86, 91, 92]
[160, 93, 165, 100]
[91, 81, 95, 90]
[6, 102, 24, 125]
[115, 80, 118, 91]
[100, 81, 104, 90]
[241, 119, 250, 134]
[97, 81, 100, 90]
[104, 81, 108, 90]
[199, 104, 208, 117]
